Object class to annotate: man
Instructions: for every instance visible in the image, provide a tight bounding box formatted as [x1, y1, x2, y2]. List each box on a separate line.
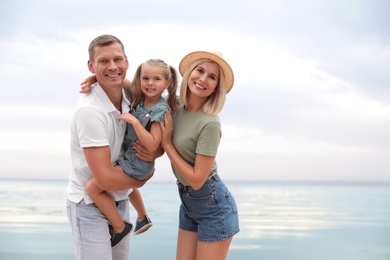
[67, 34, 158, 260]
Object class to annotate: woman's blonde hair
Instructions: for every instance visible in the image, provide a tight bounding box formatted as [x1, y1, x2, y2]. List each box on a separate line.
[180, 59, 227, 115]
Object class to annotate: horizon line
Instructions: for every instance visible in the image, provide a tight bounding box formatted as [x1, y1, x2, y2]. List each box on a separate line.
[1, 177, 389, 184]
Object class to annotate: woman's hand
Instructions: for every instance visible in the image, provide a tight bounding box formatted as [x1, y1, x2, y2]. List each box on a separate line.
[80, 75, 97, 93]
[160, 111, 173, 150]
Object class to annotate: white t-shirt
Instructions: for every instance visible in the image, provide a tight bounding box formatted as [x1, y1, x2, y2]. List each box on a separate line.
[67, 83, 132, 204]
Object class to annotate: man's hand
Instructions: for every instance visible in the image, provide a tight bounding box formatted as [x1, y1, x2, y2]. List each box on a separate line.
[133, 141, 164, 162]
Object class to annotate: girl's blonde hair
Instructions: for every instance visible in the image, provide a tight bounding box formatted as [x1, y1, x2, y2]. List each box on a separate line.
[180, 59, 227, 115]
[126, 59, 179, 115]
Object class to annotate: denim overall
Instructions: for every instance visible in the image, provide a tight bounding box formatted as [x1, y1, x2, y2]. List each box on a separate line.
[117, 104, 155, 180]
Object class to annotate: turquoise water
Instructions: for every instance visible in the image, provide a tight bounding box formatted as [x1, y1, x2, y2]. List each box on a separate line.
[0, 179, 389, 260]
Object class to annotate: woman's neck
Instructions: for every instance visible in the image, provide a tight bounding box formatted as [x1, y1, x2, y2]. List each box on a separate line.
[185, 96, 207, 112]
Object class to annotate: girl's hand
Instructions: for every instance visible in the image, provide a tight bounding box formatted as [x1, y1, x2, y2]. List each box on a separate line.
[117, 112, 138, 125]
[160, 111, 173, 150]
[80, 75, 97, 93]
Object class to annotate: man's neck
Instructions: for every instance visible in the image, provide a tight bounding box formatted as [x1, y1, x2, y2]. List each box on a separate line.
[101, 85, 123, 112]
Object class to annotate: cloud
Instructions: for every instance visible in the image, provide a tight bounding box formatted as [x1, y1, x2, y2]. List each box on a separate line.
[0, 0, 389, 181]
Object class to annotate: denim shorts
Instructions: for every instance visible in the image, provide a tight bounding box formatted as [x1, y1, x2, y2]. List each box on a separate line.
[177, 174, 240, 242]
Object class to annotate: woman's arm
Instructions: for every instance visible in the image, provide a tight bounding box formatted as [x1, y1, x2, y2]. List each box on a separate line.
[160, 111, 214, 190]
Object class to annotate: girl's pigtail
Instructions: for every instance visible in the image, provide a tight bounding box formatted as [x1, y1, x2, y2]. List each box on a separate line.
[129, 63, 144, 109]
[167, 66, 179, 115]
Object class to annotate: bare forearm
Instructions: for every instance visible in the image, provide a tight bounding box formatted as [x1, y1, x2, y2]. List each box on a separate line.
[133, 122, 160, 152]
[163, 144, 201, 188]
[84, 147, 146, 191]
[101, 166, 147, 191]
[123, 78, 131, 89]
[133, 141, 164, 162]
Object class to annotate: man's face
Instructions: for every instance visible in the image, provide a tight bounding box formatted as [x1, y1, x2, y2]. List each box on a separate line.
[88, 43, 129, 89]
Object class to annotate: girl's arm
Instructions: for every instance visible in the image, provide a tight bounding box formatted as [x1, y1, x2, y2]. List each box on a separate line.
[117, 113, 162, 152]
[133, 141, 165, 162]
[123, 78, 131, 89]
[80, 75, 96, 93]
[79, 75, 130, 93]
[160, 111, 214, 190]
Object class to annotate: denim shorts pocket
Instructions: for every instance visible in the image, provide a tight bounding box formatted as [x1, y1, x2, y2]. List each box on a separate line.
[225, 191, 238, 214]
[187, 183, 213, 200]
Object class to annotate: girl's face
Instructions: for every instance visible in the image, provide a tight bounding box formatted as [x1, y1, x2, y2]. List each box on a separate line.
[188, 61, 220, 98]
[140, 65, 170, 99]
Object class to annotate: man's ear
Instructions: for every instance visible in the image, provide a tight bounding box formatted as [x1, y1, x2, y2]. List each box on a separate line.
[88, 60, 95, 74]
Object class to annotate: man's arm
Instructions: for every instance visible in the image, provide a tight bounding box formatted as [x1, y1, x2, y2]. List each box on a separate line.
[133, 141, 164, 162]
[84, 146, 147, 191]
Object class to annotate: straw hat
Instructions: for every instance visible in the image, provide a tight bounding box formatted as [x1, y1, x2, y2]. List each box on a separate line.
[179, 51, 235, 93]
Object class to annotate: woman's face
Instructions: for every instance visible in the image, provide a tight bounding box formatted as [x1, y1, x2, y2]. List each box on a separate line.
[188, 61, 220, 98]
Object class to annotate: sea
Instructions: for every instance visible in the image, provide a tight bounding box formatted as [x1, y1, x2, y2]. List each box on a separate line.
[0, 179, 389, 260]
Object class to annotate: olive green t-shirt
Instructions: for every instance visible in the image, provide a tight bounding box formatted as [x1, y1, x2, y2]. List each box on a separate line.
[171, 105, 221, 186]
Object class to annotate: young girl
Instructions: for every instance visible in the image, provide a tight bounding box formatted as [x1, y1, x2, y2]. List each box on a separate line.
[83, 59, 178, 247]
[160, 51, 239, 260]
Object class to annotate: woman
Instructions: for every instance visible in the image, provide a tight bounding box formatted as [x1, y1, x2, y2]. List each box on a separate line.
[160, 51, 240, 260]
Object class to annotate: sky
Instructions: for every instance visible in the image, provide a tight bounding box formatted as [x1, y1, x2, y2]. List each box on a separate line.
[0, 0, 389, 182]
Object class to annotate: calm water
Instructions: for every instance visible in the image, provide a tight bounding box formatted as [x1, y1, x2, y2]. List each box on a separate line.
[0, 179, 389, 260]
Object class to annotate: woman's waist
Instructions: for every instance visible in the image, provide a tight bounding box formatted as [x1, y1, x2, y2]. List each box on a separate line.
[176, 173, 220, 191]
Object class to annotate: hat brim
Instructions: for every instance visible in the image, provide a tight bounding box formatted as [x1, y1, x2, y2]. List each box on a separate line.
[179, 51, 234, 93]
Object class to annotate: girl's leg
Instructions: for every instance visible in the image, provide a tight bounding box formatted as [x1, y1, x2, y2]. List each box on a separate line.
[197, 238, 233, 260]
[130, 188, 153, 235]
[85, 178, 125, 233]
[176, 228, 198, 260]
[129, 188, 146, 221]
